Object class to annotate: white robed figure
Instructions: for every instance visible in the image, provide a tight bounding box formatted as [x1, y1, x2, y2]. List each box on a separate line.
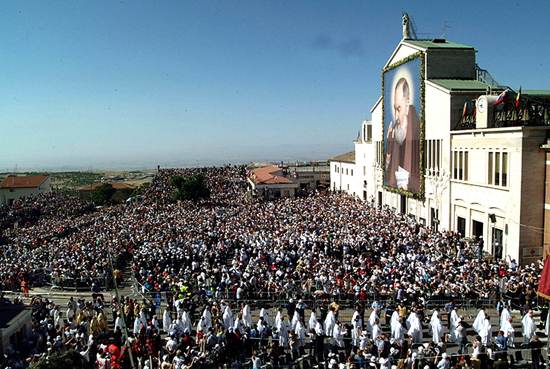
[295, 319, 307, 347]
[202, 307, 212, 329]
[172, 316, 184, 335]
[234, 315, 245, 335]
[290, 311, 300, 331]
[391, 316, 406, 344]
[472, 309, 486, 335]
[499, 307, 512, 331]
[407, 312, 423, 344]
[151, 316, 160, 332]
[114, 314, 124, 333]
[501, 317, 515, 347]
[371, 318, 382, 341]
[197, 316, 207, 336]
[390, 311, 400, 328]
[428, 310, 444, 344]
[138, 310, 148, 329]
[260, 308, 270, 328]
[521, 310, 537, 343]
[133, 316, 142, 335]
[223, 304, 234, 330]
[275, 309, 284, 327]
[449, 309, 461, 343]
[315, 321, 324, 336]
[351, 310, 361, 328]
[276, 315, 289, 348]
[243, 303, 253, 329]
[324, 309, 336, 336]
[367, 309, 380, 334]
[480, 317, 492, 346]
[332, 321, 345, 348]
[351, 315, 362, 348]
[181, 310, 192, 334]
[163, 309, 172, 333]
[308, 311, 319, 332]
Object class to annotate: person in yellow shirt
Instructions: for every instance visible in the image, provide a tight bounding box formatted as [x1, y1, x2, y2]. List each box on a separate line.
[114, 269, 122, 287]
[397, 301, 407, 319]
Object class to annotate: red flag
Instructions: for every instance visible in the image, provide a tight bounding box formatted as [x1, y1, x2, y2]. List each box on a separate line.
[516, 86, 522, 108]
[537, 256, 550, 300]
[462, 100, 467, 116]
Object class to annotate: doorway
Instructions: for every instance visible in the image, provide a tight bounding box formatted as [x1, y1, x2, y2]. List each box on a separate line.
[472, 220, 484, 239]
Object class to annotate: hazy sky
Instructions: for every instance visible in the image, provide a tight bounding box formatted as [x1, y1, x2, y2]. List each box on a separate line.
[2, 1, 548, 171]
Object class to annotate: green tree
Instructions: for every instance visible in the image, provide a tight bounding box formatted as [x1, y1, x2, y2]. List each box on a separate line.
[169, 175, 185, 189]
[131, 183, 150, 197]
[118, 187, 134, 201]
[91, 183, 116, 206]
[172, 173, 210, 204]
[33, 349, 82, 369]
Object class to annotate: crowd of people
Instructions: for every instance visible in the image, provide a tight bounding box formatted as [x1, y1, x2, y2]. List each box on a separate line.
[0, 164, 547, 368]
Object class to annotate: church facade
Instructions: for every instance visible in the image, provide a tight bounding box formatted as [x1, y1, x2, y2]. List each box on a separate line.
[330, 36, 550, 266]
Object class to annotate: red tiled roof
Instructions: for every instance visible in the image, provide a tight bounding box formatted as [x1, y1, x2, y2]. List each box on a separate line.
[79, 182, 137, 192]
[251, 166, 294, 184]
[1, 174, 50, 189]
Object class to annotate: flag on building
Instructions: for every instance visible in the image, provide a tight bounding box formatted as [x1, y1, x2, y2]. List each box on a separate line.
[516, 86, 522, 108]
[462, 100, 468, 116]
[536, 256, 550, 300]
[493, 89, 510, 106]
[357, 130, 361, 140]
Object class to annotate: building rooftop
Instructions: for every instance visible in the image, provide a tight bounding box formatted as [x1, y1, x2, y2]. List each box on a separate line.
[251, 166, 294, 185]
[1, 174, 50, 189]
[329, 151, 356, 164]
[0, 305, 31, 330]
[429, 79, 489, 91]
[403, 39, 475, 50]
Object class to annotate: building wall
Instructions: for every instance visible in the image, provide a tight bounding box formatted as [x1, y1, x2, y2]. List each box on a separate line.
[335, 39, 548, 264]
[0, 176, 52, 206]
[425, 50, 476, 80]
[519, 128, 548, 264]
[331, 161, 360, 198]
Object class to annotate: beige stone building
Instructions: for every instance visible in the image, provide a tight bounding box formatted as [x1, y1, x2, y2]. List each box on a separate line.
[331, 35, 550, 265]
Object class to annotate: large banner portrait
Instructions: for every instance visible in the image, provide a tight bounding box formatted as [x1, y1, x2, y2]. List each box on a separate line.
[383, 52, 424, 196]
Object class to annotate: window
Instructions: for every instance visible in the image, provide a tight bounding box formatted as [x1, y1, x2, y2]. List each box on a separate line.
[363, 166, 366, 176]
[488, 151, 508, 187]
[351, 169, 353, 176]
[335, 165, 339, 173]
[426, 139, 442, 175]
[452, 150, 468, 181]
[346, 168, 348, 175]
[374, 141, 384, 166]
[366, 124, 372, 142]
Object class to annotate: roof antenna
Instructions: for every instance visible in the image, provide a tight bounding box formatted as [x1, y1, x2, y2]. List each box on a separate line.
[442, 21, 452, 39]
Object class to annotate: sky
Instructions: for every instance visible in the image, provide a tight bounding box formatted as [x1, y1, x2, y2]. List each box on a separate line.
[2, 0, 548, 172]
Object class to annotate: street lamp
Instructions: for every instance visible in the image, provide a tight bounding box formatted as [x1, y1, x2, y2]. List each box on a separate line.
[428, 169, 450, 230]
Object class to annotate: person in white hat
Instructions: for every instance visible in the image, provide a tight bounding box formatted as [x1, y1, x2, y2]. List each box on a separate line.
[435, 352, 450, 369]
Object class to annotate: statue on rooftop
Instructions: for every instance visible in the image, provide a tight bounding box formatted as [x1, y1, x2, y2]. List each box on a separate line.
[402, 12, 411, 40]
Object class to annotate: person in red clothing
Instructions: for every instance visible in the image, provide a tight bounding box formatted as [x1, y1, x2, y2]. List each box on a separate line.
[108, 337, 120, 355]
[21, 279, 29, 298]
[108, 337, 121, 365]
